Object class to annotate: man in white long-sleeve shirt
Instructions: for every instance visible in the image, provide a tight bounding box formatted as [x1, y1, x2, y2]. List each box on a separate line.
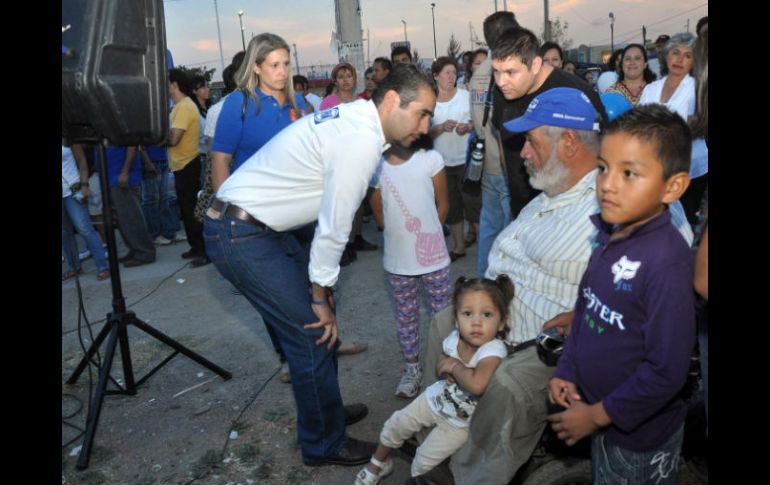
[203, 65, 436, 467]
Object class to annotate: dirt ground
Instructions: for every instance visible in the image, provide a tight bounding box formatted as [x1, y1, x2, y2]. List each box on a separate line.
[61, 221, 707, 485]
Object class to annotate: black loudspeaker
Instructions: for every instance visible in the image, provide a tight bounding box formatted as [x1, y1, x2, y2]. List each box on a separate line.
[62, 0, 168, 145]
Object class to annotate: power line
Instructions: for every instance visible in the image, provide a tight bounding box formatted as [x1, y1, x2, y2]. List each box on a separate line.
[581, 3, 707, 46]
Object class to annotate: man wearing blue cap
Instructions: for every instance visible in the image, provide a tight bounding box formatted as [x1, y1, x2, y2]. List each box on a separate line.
[420, 88, 693, 484]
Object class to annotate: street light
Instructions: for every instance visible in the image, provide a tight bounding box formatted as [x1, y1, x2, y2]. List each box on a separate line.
[238, 10, 246, 51]
[213, 0, 225, 75]
[430, 3, 437, 58]
[609, 12, 615, 53]
[401, 19, 408, 43]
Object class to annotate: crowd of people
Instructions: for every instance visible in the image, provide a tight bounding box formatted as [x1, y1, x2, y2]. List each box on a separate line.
[62, 9, 708, 485]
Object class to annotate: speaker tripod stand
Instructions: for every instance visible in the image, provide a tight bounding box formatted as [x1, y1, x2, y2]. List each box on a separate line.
[65, 144, 232, 470]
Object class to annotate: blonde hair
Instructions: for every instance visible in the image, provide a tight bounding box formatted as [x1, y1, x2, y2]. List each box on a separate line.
[234, 32, 300, 115]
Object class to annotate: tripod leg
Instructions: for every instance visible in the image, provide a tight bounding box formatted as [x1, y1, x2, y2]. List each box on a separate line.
[76, 323, 120, 470]
[117, 313, 137, 395]
[66, 316, 114, 385]
[131, 317, 232, 380]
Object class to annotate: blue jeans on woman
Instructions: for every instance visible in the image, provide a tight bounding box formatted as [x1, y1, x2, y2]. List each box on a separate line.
[592, 424, 684, 485]
[62, 195, 108, 272]
[203, 211, 347, 461]
[141, 160, 180, 239]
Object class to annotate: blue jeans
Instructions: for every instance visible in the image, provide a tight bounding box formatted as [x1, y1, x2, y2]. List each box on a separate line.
[62, 195, 108, 272]
[203, 212, 346, 460]
[477, 173, 512, 276]
[141, 160, 180, 239]
[592, 424, 683, 485]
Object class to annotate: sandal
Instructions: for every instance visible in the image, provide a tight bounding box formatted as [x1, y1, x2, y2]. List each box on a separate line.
[96, 269, 110, 281]
[355, 456, 393, 485]
[337, 342, 369, 356]
[449, 251, 466, 262]
[464, 231, 477, 247]
[62, 269, 81, 282]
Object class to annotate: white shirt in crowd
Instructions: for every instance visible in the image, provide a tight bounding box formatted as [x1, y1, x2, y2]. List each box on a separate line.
[217, 99, 388, 287]
[431, 89, 471, 167]
[62, 145, 80, 198]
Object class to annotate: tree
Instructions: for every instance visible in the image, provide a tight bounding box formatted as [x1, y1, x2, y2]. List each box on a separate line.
[446, 33, 462, 60]
[541, 17, 573, 51]
[412, 49, 420, 64]
[177, 65, 216, 84]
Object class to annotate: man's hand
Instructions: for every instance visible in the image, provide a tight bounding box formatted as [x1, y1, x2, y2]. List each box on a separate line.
[79, 185, 91, 200]
[305, 301, 338, 349]
[548, 400, 611, 447]
[442, 120, 458, 132]
[542, 311, 574, 336]
[455, 122, 473, 136]
[548, 377, 582, 408]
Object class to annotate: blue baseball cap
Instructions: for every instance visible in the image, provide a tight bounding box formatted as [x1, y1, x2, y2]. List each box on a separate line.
[504, 87, 601, 133]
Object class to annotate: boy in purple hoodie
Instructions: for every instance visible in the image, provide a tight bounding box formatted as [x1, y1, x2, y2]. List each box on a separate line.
[547, 104, 695, 485]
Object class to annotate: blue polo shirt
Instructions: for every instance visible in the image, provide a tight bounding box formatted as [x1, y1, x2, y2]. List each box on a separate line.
[211, 89, 307, 172]
[99, 146, 142, 187]
[144, 145, 167, 162]
[554, 209, 695, 452]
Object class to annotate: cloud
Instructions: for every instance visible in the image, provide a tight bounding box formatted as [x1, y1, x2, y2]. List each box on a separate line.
[191, 39, 221, 52]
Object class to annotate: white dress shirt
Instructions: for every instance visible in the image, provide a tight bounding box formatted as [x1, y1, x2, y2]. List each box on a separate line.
[217, 99, 388, 287]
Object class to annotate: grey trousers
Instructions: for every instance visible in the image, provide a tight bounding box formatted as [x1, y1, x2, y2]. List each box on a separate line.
[423, 306, 555, 485]
[110, 185, 156, 262]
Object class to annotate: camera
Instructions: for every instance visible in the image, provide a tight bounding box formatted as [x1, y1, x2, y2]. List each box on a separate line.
[536, 327, 566, 367]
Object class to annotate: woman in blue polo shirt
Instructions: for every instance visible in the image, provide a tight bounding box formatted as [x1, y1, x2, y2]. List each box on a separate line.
[210, 32, 307, 191]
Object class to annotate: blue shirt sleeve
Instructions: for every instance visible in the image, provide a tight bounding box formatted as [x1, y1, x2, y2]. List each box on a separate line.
[211, 91, 247, 156]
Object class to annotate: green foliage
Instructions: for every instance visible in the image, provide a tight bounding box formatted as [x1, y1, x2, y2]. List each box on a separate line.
[541, 17, 573, 50]
[176, 65, 216, 83]
[412, 49, 420, 64]
[446, 33, 462, 60]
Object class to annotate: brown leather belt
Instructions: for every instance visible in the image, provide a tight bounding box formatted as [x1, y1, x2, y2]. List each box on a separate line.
[209, 198, 268, 229]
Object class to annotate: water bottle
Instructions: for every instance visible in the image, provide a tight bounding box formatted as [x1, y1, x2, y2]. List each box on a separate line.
[467, 142, 484, 182]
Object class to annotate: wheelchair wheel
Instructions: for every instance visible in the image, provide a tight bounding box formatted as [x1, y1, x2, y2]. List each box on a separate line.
[521, 456, 592, 485]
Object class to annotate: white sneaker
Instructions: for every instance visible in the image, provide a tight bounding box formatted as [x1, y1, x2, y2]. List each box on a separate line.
[395, 363, 423, 398]
[154, 235, 173, 246]
[78, 249, 91, 261]
[173, 232, 187, 242]
[355, 456, 393, 485]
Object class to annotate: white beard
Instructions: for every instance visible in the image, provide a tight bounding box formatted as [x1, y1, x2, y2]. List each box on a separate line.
[525, 148, 570, 195]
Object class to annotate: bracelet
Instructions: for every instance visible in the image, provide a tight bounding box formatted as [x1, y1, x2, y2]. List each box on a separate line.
[311, 299, 327, 306]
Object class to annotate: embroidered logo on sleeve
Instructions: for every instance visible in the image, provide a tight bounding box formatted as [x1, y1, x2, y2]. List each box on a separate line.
[313, 106, 339, 124]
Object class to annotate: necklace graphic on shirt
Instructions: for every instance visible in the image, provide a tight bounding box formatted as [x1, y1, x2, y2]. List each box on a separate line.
[381, 170, 447, 267]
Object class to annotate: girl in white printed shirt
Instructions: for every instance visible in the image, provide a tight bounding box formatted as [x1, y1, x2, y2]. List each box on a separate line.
[355, 275, 514, 484]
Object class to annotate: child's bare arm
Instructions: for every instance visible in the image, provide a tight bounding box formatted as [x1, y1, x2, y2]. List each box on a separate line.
[432, 169, 449, 224]
[446, 356, 503, 396]
[370, 188, 384, 229]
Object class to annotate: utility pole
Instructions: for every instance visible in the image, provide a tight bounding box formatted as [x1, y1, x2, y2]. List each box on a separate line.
[430, 4, 437, 59]
[686, 18, 690, 32]
[642, 25, 647, 47]
[292, 43, 300, 75]
[544, 0, 550, 42]
[212, 0, 225, 75]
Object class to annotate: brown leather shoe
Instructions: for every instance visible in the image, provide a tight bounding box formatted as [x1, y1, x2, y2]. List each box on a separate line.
[302, 437, 376, 467]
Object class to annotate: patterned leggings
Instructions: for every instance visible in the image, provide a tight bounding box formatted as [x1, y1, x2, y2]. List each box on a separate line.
[387, 267, 452, 362]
